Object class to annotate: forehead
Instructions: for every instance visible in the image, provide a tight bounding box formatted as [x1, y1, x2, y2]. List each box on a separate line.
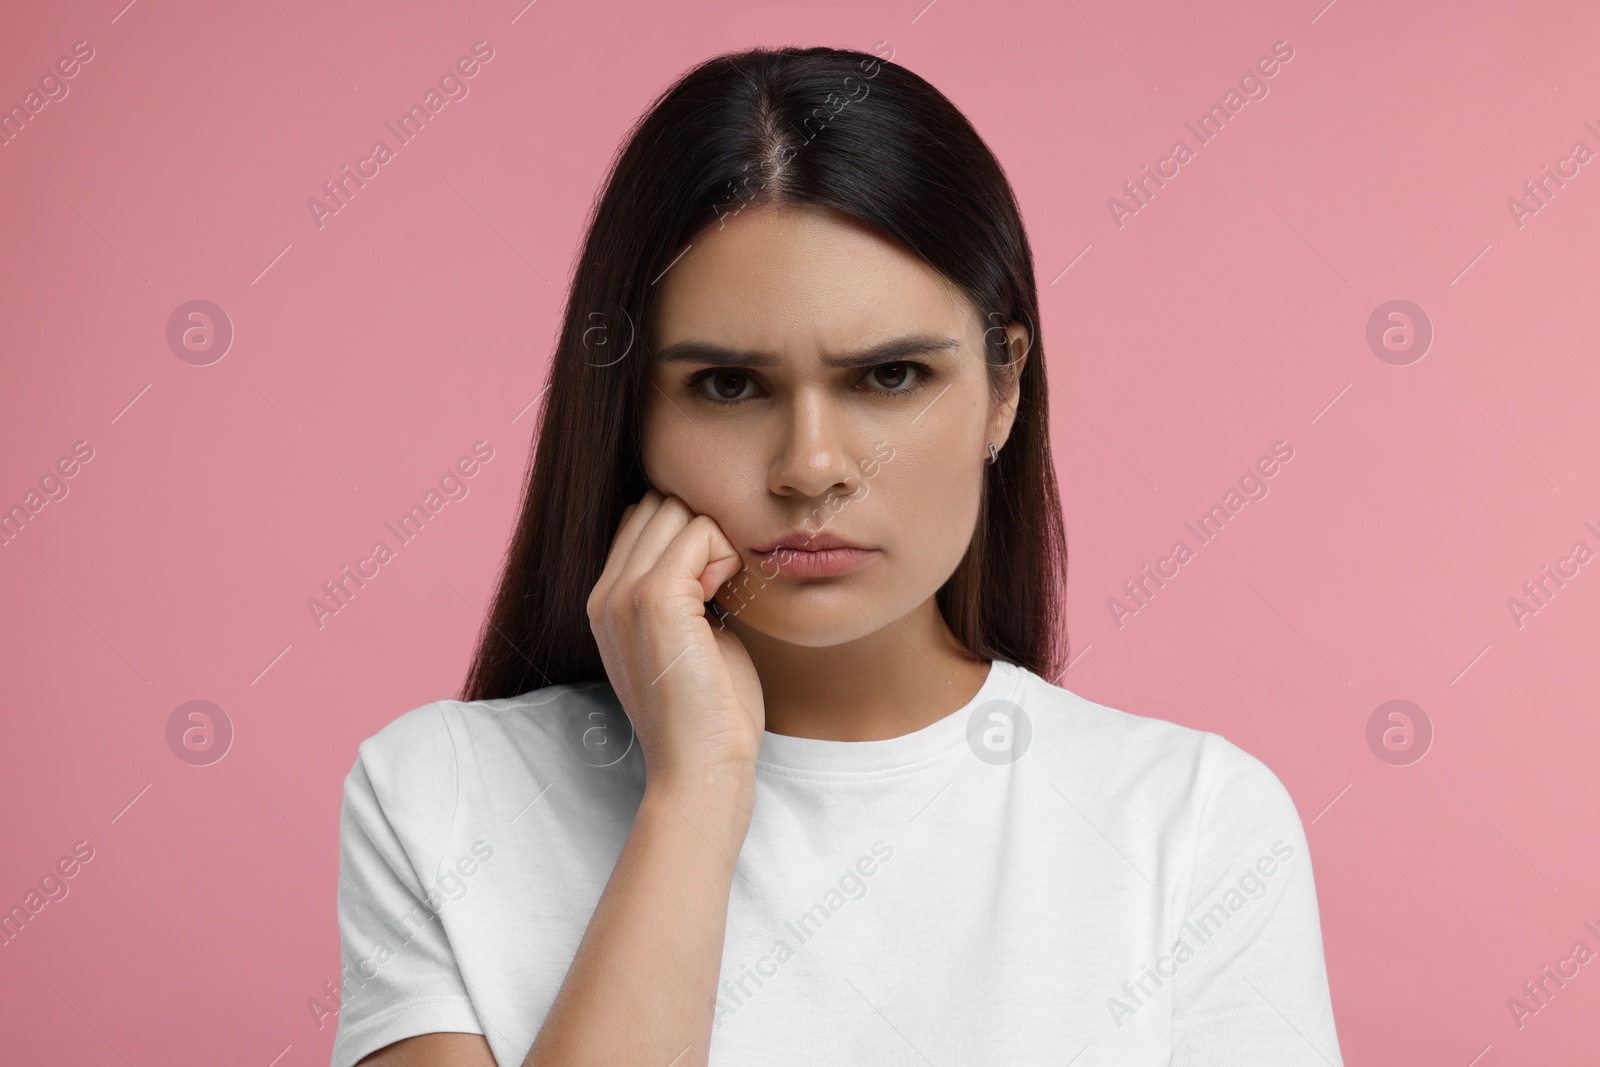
[649, 202, 974, 358]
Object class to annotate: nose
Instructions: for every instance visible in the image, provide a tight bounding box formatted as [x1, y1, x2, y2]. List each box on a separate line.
[767, 387, 860, 500]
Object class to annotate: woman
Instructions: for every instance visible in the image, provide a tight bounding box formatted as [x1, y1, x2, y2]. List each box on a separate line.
[332, 45, 1343, 1067]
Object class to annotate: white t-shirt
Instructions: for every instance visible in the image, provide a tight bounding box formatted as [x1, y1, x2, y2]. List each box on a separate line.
[331, 659, 1343, 1066]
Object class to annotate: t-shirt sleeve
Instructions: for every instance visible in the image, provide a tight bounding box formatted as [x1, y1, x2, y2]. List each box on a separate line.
[330, 704, 485, 1067]
[1169, 734, 1344, 1067]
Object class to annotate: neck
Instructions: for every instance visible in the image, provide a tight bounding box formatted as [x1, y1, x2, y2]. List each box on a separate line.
[725, 596, 992, 742]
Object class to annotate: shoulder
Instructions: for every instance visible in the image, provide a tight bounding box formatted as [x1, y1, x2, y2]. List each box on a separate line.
[1009, 663, 1298, 823]
[340, 680, 639, 879]
[346, 679, 634, 808]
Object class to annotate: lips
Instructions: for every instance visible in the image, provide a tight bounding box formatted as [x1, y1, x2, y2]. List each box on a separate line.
[751, 530, 868, 554]
[751, 530, 877, 579]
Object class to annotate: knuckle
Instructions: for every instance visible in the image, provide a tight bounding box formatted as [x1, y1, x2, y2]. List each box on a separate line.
[689, 514, 724, 541]
[630, 577, 673, 614]
[629, 582, 656, 613]
[588, 584, 623, 625]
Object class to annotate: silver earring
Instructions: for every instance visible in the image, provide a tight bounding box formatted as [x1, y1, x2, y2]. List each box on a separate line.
[987, 443, 999, 464]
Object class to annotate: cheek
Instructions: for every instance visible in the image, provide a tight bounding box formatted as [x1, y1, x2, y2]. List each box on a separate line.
[874, 438, 984, 565]
[640, 400, 749, 519]
[640, 397, 694, 493]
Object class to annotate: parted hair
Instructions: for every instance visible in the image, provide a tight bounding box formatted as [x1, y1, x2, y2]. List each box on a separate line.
[460, 45, 1069, 701]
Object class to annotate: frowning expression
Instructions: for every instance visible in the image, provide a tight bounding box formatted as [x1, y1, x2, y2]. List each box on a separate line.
[641, 201, 1026, 647]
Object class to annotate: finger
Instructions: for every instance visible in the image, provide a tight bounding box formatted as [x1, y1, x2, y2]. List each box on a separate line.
[605, 494, 657, 565]
[594, 491, 663, 597]
[652, 512, 745, 606]
[616, 494, 696, 588]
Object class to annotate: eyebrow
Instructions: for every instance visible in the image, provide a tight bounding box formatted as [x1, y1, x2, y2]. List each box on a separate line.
[653, 334, 964, 370]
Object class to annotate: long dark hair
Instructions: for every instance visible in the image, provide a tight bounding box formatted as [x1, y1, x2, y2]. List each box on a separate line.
[460, 45, 1068, 701]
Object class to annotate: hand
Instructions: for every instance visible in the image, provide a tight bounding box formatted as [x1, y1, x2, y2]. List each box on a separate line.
[586, 490, 765, 801]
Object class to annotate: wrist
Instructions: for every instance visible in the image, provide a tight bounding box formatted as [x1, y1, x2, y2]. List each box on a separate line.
[643, 764, 756, 828]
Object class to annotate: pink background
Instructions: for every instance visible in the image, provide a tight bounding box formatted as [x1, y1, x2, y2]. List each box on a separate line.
[3, 0, 1597, 1063]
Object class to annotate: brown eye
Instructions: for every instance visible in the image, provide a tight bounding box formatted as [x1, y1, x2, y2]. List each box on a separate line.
[871, 363, 914, 390]
[699, 370, 753, 402]
[712, 371, 745, 398]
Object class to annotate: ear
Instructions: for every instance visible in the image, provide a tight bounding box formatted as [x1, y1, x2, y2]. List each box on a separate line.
[986, 321, 1031, 451]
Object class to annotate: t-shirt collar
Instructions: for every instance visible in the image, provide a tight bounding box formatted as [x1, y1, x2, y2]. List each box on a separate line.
[754, 659, 1025, 776]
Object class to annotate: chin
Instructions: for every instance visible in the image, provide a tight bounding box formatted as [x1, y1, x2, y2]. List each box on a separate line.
[715, 582, 915, 648]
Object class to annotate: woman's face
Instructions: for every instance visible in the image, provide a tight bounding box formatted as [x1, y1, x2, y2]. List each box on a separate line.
[641, 201, 1027, 648]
